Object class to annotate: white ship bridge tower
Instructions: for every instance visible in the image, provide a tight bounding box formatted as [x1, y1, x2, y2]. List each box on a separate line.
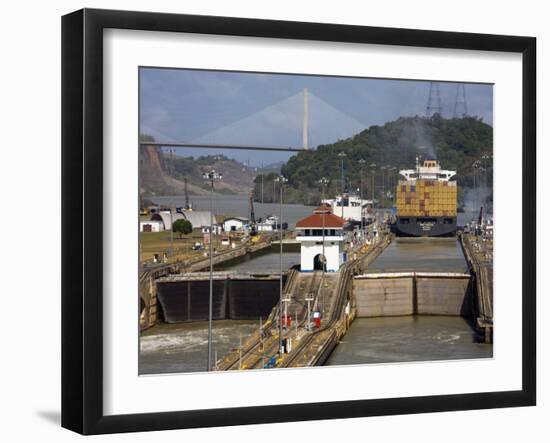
[399, 158, 456, 182]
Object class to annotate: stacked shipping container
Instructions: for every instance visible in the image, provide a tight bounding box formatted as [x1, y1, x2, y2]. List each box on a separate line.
[396, 180, 457, 217]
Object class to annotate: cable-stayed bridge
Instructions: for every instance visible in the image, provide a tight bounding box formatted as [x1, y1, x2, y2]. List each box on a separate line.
[140, 89, 367, 153]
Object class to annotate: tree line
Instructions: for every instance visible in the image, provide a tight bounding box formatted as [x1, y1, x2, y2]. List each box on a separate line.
[252, 115, 493, 207]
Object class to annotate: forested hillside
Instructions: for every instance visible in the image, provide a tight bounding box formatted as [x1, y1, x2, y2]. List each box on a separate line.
[253, 115, 493, 206]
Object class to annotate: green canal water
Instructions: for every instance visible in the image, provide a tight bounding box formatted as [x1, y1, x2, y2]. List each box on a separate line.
[140, 320, 258, 374]
[140, 315, 491, 375]
[366, 237, 468, 274]
[326, 316, 492, 367]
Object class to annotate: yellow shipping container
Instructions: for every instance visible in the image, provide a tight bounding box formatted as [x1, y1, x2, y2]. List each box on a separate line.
[396, 179, 457, 217]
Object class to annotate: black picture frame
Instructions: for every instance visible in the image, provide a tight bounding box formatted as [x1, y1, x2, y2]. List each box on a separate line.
[62, 8, 536, 435]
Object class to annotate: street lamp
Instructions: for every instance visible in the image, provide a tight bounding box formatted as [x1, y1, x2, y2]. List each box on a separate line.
[202, 169, 222, 371]
[388, 167, 397, 206]
[338, 152, 347, 219]
[272, 176, 277, 215]
[481, 152, 490, 188]
[274, 174, 288, 355]
[358, 159, 366, 234]
[472, 160, 481, 214]
[260, 162, 265, 212]
[318, 177, 329, 315]
[168, 147, 176, 256]
[380, 166, 387, 209]
[369, 163, 377, 206]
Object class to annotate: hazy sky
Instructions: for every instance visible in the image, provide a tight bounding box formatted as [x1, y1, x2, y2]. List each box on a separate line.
[140, 67, 493, 166]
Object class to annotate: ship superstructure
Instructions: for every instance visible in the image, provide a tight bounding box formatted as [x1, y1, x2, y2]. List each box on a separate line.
[322, 193, 374, 226]
[394, 158, 458, 237]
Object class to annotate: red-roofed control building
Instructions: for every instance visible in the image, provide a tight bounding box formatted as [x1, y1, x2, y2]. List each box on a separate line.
[295, 205, 346, 272]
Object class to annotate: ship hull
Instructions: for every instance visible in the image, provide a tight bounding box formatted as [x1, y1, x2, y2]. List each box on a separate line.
[393, 216, 457, 237]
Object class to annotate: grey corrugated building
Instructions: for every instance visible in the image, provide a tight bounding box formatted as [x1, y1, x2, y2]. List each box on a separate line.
[181, 211, 217, 229]
[150, 210, 216, 231]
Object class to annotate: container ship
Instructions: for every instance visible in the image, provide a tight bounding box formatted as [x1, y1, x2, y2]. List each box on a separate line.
[393, 158, 457, 237]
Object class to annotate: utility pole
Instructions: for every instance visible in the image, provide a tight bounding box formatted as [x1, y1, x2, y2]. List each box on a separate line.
[202, 169, 222, 371]
[359, 159, 366, 234]
[260, 163, 264, 212]
[481, 152, 490, 188]
[338, 152, 347, 219]
[184, 177, 190, 210]
[273, 177, 276, 213]
[388, 167, 397, 206]
[318, 177, 329, 315]
[168, 147, 175, 256]
[275, 174, 287, 355]
[381, 166, 387, 209]
[305, 292, 313, 332]
[303, 88, 309, 149]
[370, 163, 377, 207]
[472, 160, 481, 213]
[473, 164, 476, 212]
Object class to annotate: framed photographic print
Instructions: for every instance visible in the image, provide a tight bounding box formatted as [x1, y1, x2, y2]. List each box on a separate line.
[62, 8, 536, 435]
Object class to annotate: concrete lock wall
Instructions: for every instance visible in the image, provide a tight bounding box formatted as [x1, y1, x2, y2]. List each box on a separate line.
[354, 278, 414, 317]
[416, 277, 472, 316]
[353, 275, 472, 318]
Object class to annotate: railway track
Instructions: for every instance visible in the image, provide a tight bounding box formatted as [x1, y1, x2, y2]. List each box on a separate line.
[281, 234, 392, 368]
[280, 265, 352, 367]
[216, 269, 302, 370]
[217, 233, 392, 370]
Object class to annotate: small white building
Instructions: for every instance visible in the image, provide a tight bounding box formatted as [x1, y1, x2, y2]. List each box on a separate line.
[139, 220, 164, 232]
[295, 205, 346, 272]
[223, 216, 249, 233]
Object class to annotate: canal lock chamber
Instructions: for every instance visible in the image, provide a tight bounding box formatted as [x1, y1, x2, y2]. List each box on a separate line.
[156, 276, 287, 323]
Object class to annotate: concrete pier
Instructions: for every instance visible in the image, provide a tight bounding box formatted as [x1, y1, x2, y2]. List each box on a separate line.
[459, 233, 493, 343]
